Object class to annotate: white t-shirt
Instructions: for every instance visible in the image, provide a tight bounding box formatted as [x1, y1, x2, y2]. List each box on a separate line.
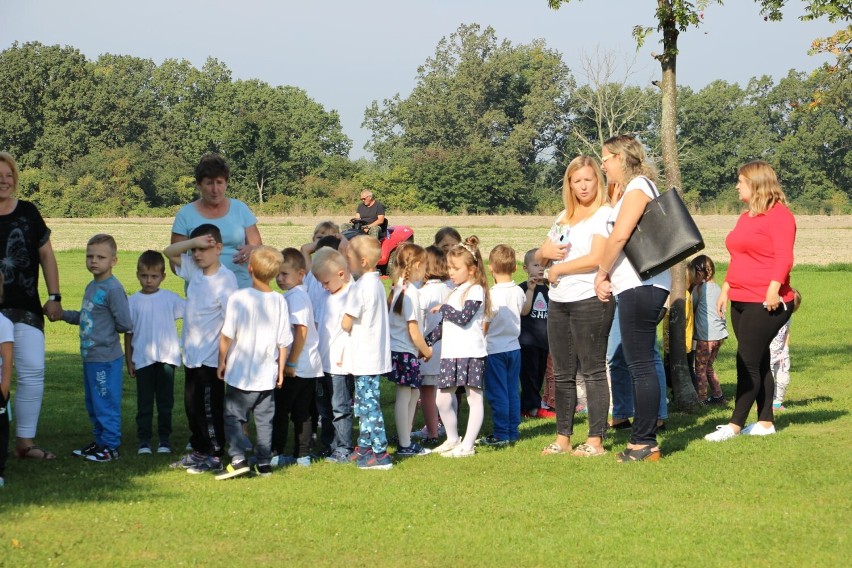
[221, 287, 293, 391]
[607, 177, 672, 295]
[0, 313, 13, 385]
[177, 255, 239, 368]
[548, 206, 612, 303]
[318, 280, 353, 375]
[285, 285, 324, 379]
[344, 271, 391, 376]
[128, 289, 185, 369]
[441, 282, 487, 360]
[304, 271, 327, 327]
[419, 279, 451, 375]
[389, 279, 423, 355]
[486, 282, 525, 355]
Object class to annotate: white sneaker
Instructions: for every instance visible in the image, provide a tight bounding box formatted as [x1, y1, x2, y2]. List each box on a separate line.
[433, 438, 461, 454]
[742, 422, 776, 436]
[441, 445, 475, 458]
[705, 424, 738, 442]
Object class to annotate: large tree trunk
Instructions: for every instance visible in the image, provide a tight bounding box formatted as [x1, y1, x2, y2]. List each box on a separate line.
[658, 1, 700, 412]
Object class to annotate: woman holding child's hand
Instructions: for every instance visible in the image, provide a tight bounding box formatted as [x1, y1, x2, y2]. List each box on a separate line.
[171, 154, 262, 288]
[537, 155, 614, 458]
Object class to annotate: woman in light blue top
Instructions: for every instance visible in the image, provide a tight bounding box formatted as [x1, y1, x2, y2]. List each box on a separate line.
[171, 154, 262, 288]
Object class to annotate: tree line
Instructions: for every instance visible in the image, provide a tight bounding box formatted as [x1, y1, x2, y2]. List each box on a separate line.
[1, 29, 849, 217]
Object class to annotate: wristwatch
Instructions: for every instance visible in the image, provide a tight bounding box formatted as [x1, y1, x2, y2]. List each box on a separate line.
[48, 294, 62, 302]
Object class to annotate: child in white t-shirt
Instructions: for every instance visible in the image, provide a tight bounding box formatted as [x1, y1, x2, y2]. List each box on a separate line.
[388, 243, 433, 457]
[164, 223, 238, 474]
[482, 244, 525, 446]
[124, 250, 185, 455]
[215, 246, 292, 479]
[311, 248, 355, 464]
[426, 236, 491, 458]
[342, 236, 393, 470]
[273, 248, 324, 467]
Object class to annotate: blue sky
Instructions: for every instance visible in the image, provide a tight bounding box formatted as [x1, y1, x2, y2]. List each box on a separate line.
[1, 1, 839, 158]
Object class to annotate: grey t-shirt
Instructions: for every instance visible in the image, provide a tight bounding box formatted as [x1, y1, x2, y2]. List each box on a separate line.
[63, 276, 132, 362]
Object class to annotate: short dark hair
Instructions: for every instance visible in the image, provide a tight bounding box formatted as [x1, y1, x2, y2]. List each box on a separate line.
[194, 153, 230, 183]
[189, 223, 223, 244]
[281, 247, 307, 271]
[137, 250, 166, 272]
[315, 235, 341, 251]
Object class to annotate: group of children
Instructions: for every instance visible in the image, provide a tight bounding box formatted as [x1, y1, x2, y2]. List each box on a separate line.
[32, 221, 562, 479]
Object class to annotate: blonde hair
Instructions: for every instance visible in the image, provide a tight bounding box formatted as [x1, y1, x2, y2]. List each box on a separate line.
[250, 246, 284, 282]
[603, 135, 657, 185]
[313, 220, 340, 240]
[446, 235, 491, 316]
[88, 234, 118, 255]
[562, 155, 608, 216]
[391, 242, 427, 315]
[311, 247, 348, 277]
[738, 160, 787, 215]
[0, 152, 19, 194]
[349, 235, 382, 269]
[488, 244, 517, 275]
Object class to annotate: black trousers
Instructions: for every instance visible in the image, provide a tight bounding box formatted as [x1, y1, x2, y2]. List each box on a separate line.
[519, 345, 548, 412]
[730, 301, 792, 426]
[273, 376, 317, 457]
[184, 365, 225, 457]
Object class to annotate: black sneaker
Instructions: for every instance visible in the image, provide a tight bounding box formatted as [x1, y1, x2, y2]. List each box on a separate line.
[86, 446, 119, 462]
[253, 463, 273, 477]
[73, 442, 98, 458]
[214, 458, 250, 480]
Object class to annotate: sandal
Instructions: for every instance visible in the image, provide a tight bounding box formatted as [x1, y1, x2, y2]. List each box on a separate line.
[571, 443, 606, 457]
[541, 442, 568, 456]
[616, 445, 660, 463]
[16, 445, 57, 460]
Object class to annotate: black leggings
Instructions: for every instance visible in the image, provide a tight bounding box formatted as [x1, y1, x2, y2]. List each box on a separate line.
[729, 301, 792, 426]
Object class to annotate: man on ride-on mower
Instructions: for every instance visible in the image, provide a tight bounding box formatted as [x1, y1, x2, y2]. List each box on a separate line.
[342, 190, 386, 239]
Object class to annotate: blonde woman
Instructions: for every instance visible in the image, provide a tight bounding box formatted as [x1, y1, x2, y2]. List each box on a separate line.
[593, 135, 671, 462]
[537, 156, 615, 457]
[705, 161, 796, 442]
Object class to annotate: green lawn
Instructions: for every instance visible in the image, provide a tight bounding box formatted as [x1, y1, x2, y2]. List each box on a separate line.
[1, 252, 849, 566]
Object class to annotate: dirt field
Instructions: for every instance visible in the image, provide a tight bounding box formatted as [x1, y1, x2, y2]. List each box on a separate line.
[47, 214, 852, 266]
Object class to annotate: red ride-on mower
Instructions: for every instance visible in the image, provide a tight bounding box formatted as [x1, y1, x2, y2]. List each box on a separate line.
[343, 219, 414, 276]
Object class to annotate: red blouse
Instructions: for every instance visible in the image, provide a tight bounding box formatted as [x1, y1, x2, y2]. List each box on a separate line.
[725, 203, 796, 303]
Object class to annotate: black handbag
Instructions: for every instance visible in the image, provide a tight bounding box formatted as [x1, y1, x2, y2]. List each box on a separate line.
[622, 178, 705, 280]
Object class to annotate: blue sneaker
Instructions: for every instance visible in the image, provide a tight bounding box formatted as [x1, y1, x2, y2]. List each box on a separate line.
[348, 446, 371, 463]
[187, 455, 222, 474]
[170, 451, 205, 469]
[396, 442, 431, 457]
[271, 454, 296, 467]
[477, 435, 510, 447]
[296, 456, 312, 467]
[137, 443, 152, 455]
[325, 449, 353, 464]
[357, 450, 393, 470]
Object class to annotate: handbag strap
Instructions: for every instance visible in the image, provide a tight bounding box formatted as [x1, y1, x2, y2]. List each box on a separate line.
[638, 176, 660, 198]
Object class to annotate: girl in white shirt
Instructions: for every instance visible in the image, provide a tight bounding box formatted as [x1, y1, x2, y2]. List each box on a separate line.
[388, 244, 433, 457]
[425, 236, 491, 458]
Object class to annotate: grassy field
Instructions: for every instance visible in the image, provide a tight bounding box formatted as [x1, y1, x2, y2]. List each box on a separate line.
[1, 223, 850, 565]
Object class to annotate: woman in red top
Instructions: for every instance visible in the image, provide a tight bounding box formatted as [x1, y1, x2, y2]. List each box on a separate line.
[705, 161, 796, 442]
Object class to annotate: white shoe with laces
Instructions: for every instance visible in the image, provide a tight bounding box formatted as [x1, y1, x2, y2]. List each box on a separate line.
[742, 422, 776, 436]
[705, 424, 738, 442]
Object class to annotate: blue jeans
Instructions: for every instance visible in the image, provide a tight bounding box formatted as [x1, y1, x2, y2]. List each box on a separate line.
[354, 375, 388, 453]
[613, 286, 669, 446]
[83, 357, 123, 449]
[317, 373, 354, 453]
[608, 297, 669, 422]
[223, 386, 275, 465]
[485, 350, 521, 441]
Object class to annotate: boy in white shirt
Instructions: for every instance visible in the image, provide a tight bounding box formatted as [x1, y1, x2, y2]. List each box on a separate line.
[482, 245, 525, 446]
[215, 246, 292, 480]
[124, 250, 185, 455]
[311, 247, 355, 464]
[164, 224, 238, 474]
[342, 236, 393, 470]
[273, 248, 324, 467]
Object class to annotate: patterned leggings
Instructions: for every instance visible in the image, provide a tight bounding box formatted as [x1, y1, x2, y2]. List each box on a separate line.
[694, 340, 724, 400]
